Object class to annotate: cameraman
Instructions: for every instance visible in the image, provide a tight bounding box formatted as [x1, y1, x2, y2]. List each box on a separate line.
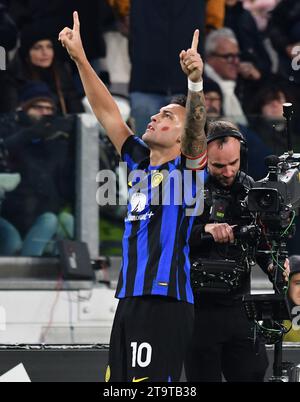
[185, 120, 272, 382]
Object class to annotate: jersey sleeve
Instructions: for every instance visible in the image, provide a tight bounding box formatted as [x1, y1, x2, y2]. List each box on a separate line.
[121, 135, 150, 171]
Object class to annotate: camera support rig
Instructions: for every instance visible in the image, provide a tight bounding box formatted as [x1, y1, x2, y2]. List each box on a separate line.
[243, 102, 300, 382]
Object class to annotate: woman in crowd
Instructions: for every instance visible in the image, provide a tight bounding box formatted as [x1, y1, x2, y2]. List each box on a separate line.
[4, 23, 84, 114]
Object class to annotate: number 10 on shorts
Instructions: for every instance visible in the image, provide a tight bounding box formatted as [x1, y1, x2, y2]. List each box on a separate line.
[131, 342, 152, 368]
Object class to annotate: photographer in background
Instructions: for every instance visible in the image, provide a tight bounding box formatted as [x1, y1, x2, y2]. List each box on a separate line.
[185, 120, 289, 382]
[0, 80, 74, 256]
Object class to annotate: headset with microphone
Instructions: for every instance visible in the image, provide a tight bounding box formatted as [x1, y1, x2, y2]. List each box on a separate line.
[206, 128, 248, 173]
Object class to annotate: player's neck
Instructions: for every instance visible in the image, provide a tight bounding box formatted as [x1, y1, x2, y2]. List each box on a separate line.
[149, 148, 180, 167]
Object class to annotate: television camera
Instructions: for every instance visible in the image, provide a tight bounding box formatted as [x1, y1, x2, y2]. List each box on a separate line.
[192, 103, 300, 380]
[193, 103, 300, 296]
[242, 103, 300, 381]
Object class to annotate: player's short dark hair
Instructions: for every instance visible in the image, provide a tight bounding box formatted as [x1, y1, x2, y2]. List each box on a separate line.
[170, 95, 187, 108]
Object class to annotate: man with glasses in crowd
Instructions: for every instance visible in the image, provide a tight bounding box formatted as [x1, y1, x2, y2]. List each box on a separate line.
[204, 28, 261, 126]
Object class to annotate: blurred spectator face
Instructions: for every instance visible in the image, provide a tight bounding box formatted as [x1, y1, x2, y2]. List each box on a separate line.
[246, 0, 280, 31]
[261, 91, 286, 118]
[207, 137, 241, 187]
[289, 273, 300, 306]
[26, 100, 56, 120]
[29, 40, 54, 68]
[207, 38, 240, 80]
[205, 91, 222, 117]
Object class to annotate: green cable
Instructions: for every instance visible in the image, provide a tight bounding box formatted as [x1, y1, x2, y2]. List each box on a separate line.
[281, 210, 296, 237]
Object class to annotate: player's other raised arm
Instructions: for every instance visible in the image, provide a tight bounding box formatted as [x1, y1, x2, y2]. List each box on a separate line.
[179, 29, 207, 167]
[59, 11, 132, 154]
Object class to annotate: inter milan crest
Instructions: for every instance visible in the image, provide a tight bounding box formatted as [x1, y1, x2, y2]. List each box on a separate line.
[151, 171, 164, 188]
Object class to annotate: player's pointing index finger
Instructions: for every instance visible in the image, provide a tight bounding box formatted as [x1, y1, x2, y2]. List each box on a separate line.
[191, 29, 199, 51]
[73, 11, 80, 31]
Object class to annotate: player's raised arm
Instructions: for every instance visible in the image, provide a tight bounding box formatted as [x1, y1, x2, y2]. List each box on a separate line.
[59, 11, 132, 154]
[179, 29, 207, 165]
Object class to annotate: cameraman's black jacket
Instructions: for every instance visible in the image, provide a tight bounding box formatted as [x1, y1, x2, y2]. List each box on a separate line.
[190, 170, 270, 305]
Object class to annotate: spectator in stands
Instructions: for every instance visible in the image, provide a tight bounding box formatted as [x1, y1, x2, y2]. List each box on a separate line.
[249, 82, 300, 255]
[288, 256, 300, 306]
[224, 0, 272, 80]
[206, 0, 226, 33]
[128, 0, 206, 136]
[243, 0, 279, 32]
[203, 79, 224, 120]
[9, 0, 108, 64]
[284, 255, 300, 342]
[251, 83, 300, 256]
[126, 0, 231, 136]
[107, 0, 130, 37]
[109, 0, 226, 35]
[268, 0, 300, 89]
[4, 23, 84, 114]
[248, 82, 300, 155]
[9, 0, 113, 97]
[0, 81, 74, 256]
[0, 0, 17, 51]
[204, 28, 249, 126]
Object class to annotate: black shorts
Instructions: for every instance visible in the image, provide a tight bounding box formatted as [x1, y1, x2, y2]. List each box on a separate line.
[185, 301, 268, 382]
[105, 295, 194, 382]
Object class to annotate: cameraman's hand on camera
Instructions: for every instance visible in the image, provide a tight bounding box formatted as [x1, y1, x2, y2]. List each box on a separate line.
[204, 223, 235, 244]
[268, 258, 290, 282]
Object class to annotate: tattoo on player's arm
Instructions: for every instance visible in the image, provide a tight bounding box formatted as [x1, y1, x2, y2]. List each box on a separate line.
[181, 91, 207, 158]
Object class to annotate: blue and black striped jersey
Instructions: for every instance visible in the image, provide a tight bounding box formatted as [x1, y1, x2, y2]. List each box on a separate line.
[116, 135, 207, 304]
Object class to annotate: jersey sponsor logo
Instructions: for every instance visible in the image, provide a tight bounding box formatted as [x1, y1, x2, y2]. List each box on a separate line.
[126, 192, 155, 222]
[132, 376, 149, 382]
[125, 211, 154, 222]
[130, 192, 147, 214]
[158, 282, 168, 287]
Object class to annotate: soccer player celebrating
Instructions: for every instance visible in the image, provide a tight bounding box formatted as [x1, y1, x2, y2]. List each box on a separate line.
[59, 11, 207, 382]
